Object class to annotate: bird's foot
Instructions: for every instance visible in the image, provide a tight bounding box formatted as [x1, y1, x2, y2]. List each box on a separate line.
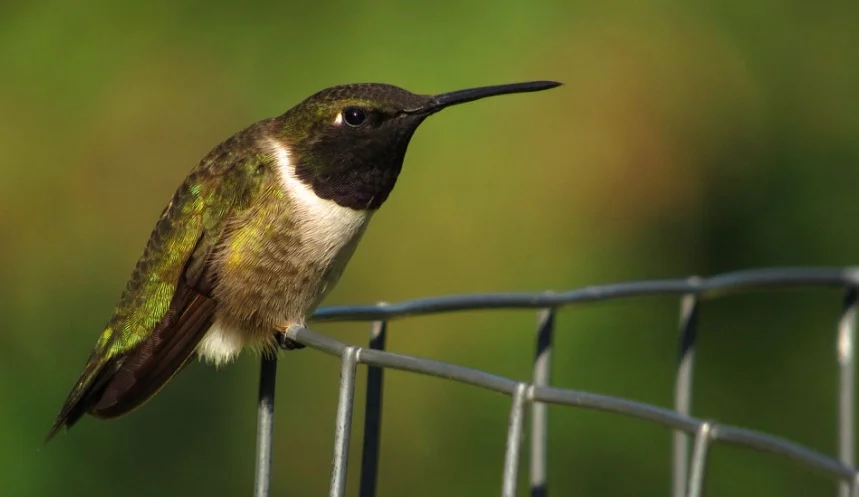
[275, 330, 305, 350]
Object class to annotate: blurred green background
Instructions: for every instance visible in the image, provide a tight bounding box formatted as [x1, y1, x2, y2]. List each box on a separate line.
[2, 0, 859, 495]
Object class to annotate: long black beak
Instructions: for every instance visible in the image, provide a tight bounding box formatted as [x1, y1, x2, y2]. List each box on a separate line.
[406, 80, 562, 115]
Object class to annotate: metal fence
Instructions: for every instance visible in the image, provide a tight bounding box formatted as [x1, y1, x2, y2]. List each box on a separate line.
[252, 267, 859, 497]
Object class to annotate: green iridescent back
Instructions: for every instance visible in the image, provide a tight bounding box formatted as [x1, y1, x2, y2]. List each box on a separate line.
[47, 119, 275, 438]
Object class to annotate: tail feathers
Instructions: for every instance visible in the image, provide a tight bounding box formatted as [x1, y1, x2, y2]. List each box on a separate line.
[45, 359, 119, 442]
[45, 292, 216, 442]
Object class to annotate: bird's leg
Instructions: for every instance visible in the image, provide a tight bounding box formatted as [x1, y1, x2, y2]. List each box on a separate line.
[274, 325, 305, 350]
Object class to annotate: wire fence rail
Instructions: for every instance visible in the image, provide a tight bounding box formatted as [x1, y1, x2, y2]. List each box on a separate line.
[252, 267, 859, 497]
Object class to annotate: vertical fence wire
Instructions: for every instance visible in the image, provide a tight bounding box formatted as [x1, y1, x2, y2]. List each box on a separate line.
[673, 292, 700, 497]
[502, 384, 529, 497]
[331, 347, 359, 497]
[839, 288, 858, 497]
[685, 423, 713, 497]
[531, 308, 555, 497]
[359, 320, 388, 497]
[254, 356, 278, 497]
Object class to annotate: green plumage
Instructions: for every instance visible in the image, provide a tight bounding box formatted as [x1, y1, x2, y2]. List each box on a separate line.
[46, 121, 273, 439]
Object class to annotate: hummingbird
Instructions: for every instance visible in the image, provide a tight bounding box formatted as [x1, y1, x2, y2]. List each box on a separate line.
[46, 79, 561, 440]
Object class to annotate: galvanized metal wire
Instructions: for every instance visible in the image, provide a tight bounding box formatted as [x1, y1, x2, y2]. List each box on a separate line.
[253, 266, 859, 497]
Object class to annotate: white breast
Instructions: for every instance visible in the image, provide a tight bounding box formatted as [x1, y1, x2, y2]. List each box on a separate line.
[271, 141, 371, 259]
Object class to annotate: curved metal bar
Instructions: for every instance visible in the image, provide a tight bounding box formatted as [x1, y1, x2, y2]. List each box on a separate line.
[253, 356, 278, 497]
[311, 267, 859, 322]
[673, 293, 700, 497]
[839, 288, 858, 497]
[530, 309, 554, 497]
[359, 321, 387, 497]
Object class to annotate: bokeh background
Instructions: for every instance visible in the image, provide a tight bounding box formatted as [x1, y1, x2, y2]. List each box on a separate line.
[2, 1, 859, 496]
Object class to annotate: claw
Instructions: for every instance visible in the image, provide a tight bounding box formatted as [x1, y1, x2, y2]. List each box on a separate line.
[275, 331, 305, 350]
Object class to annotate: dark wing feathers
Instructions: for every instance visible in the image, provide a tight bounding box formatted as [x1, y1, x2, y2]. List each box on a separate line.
[46, 129, 270, 441]
[92, 289, 217, 417]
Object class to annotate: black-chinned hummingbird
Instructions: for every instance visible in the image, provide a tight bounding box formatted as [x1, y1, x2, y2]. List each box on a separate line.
[47, 80, 561, 440]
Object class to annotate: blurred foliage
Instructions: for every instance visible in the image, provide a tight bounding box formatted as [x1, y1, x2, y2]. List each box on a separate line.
[1, 0, 858, 495]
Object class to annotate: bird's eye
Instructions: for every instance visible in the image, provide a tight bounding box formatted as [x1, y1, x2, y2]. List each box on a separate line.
[342, 107, 367, 127]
